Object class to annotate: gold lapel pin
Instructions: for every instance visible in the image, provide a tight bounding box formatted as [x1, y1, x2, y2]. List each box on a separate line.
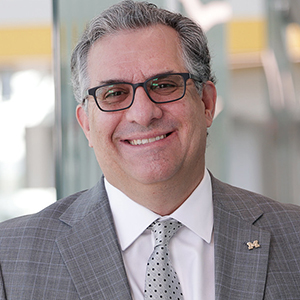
[247, 240, 260, 250]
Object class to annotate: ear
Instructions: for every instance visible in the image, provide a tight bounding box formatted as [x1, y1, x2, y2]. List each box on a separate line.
[201, 81, 217, 128]
[76, 104, 93, 148]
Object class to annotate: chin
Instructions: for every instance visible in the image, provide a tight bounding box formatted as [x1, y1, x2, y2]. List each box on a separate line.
[130, 168, 179, 186]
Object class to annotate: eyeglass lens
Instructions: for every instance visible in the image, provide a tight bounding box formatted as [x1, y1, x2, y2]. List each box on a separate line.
[94, 74, 186, 111]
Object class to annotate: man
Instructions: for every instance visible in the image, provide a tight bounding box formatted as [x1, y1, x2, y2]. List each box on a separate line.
[0, 1, 300, 299]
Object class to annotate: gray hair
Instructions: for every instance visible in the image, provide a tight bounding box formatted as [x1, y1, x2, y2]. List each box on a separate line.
[71, 0, 216, 105]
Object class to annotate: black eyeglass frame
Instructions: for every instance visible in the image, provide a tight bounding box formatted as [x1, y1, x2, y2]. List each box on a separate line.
[84, 72, 202, 112]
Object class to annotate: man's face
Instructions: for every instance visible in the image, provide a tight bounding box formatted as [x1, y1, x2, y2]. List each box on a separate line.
[77, 25, 216, 194]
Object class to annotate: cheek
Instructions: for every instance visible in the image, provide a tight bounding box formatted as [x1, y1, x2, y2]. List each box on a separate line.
[185, 101, 207, 146]
[183, 96, 206, 124]
[169, 96, 205, 136]
[89, 112, 122, 148]
[90, 124, 108, 149]
[89, 123, 115, 170]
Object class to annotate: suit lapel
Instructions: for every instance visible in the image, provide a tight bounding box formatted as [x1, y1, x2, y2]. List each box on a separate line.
[56, 179, 132, 300]
[212, 177, 271, 300]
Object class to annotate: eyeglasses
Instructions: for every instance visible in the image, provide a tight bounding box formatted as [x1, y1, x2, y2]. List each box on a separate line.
[84, 72, 201, 112]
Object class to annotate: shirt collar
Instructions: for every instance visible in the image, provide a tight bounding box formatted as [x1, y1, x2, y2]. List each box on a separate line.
[170, 169, 213, 244]
[105, 169, 213, 251]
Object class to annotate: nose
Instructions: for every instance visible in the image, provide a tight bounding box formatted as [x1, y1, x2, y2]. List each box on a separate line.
[125, 86, 163, 127]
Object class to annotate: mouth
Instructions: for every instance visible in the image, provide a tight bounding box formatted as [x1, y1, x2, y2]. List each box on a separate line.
[127, 133, 169, 146]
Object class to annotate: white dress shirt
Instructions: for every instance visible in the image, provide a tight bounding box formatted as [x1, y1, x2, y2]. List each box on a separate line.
[105, 169, 215, 300]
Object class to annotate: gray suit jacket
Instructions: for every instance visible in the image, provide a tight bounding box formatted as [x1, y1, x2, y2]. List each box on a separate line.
[0, 175, 300, 299]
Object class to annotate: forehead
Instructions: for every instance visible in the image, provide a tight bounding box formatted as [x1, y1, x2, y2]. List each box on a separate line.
[87, 25, 186, 83]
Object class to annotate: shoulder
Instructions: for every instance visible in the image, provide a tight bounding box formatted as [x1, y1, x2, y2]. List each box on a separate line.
[211, 175, 300, 248]
[211, 174, 300, 210]
[0, 189, 86, 239]
[211, 175, 300, 228]
[0, 177, 108, 241]
[0, 189, 91, 272]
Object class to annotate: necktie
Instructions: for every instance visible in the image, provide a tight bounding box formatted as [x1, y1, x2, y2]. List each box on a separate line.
[144, 218, 184, 300]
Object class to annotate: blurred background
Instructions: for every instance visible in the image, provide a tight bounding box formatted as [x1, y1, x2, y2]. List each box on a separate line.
[0, 0, 299, 221]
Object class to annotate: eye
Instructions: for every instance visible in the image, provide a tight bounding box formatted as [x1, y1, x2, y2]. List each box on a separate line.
[152, 82, 176, 89]
[105, 89, 127, 99]
[150, 80, 178, 94]
[97, 84, 130, 103]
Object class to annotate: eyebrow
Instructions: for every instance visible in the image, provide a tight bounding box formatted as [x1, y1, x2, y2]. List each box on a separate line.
[96, 70, 176, 86]
[97, 79, 126, 86]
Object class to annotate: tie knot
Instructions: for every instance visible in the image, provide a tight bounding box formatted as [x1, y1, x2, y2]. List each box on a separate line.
[149, 218, 182, 247]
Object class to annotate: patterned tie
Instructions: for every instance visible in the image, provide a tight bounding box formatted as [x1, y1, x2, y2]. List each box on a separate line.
[144, 218, 184, 300]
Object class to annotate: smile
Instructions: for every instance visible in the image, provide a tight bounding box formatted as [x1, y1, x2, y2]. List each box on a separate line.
[128, 134, 167, 145]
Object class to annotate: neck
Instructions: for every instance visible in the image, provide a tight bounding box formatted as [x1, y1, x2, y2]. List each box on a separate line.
[106, 168, 205, 216]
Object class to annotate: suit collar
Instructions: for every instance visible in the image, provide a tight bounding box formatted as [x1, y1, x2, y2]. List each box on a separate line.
[58, 180, 104, 226]
[211, 175, 264, 223]
[211, 175, 270, 300]
[56, 178, 132, 300]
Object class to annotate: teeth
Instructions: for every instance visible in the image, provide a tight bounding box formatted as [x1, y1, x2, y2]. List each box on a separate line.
[129, 134, 167, 145]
